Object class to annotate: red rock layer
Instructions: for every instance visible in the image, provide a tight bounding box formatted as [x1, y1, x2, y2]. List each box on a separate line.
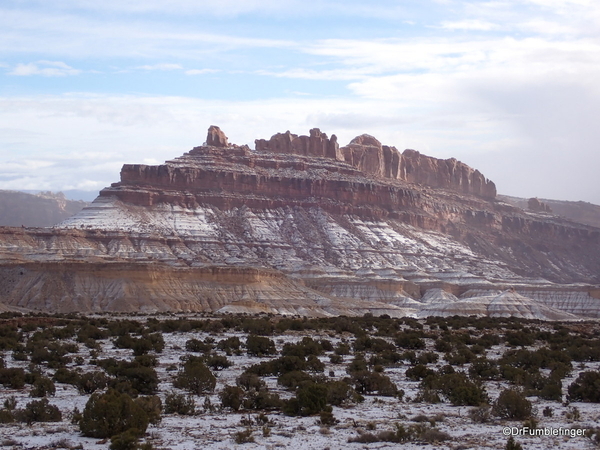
[255, 130, 496, 199]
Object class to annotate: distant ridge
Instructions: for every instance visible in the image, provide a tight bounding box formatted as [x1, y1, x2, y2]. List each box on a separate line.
[499, 195, 600, 229]
[0, 190, 88, 227]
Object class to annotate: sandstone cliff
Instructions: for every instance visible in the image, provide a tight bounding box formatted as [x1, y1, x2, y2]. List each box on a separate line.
[0, 126, 598, 318]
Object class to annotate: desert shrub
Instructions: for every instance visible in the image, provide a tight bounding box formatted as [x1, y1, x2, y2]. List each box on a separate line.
[243, 360, 276, 376]
[282, 337, 324, 358]
[306, 355, 325, 373]
[329, 354, 343, 364]
[15, 398, 62, 424]
[134, 396, 162, 425]
[244, 390, 283, 411]
[134, 354, 158, 367]
[234, 428, 255, 444]
[0, 367, 26, 389]
[469, 357, 500, 380]
[283, 382, 328, 416]
[369, 349, 402, 367]
[476, 333, 501, 348]
[80, 389, 149, 439]
[352, 370, 398, 396]
[395, 332, 425, 350]
[237, 372, 267, 391]
[505, 330, 535, 347]
[99, 359, 159, 396]
[185, 338, 214, 354]
[173, 357, 216, 395]
[505, 436, 523, 450]
[246, 335, 277, 356]
[334, 342, 351, 355]
[348, 423, 446, 444]
[30, 376, 56, 397]
[220, 385, 245, 411]
[445, 347, 476, 365]
[319, 406, 336, 426]
[406, 364, 435, 381]
[28, 340, 72, 368]
[538, 377, 562, 401]
[0, 409, 14, 423]
[567, 370, 600, 402]
[0, 324, 20, 350]
[586, 428, 600, 447]
[346, 355, 368, 374]
[353, 336, 395, 353]
[469, 405, 492, 423]
[242, 318, 274, 336]
[164, 392, 195, 415]
[53, 367, 81, 385]
[417, 351, 439, 365]
[77, 324, 109, 342]
[77, 370, 110, 394]
[270, 355, 307, 375]
[492, 389, 532, 420]
[434, 339, 453, 353]
[400, 350, 418, 365]
[217, 336, 242, 355]
[107, 320, 143, 337]
[278, 370, 313, 390]
[115, 333, 164, 356]
[327, 380, 360, 406]
[4, 396, 17, 410]
[423, 372, 488, 406]
[205, 355, 231, 371]
[110, 428, 142, 450]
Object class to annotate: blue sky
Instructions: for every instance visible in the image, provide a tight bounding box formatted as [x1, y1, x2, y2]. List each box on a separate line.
[1, 0, 600, 204]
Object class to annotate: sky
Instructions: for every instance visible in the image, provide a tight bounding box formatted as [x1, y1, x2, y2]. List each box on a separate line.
[1, 0, 600, 204]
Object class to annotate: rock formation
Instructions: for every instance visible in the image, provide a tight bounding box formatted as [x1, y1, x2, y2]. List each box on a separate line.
[256, 129, 496, 199]
[528, 197, 552, 213]
[0, 126, 598, 318]
[206, 125, 228, 147]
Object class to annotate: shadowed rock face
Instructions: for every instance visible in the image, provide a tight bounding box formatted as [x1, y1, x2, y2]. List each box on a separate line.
[0, 126, 599, 317]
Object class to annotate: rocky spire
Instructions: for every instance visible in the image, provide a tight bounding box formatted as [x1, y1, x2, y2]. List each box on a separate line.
[206, 125, 229, 147]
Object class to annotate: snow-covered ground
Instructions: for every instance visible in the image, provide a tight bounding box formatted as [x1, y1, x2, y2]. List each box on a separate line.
[1, 314, 599, 450]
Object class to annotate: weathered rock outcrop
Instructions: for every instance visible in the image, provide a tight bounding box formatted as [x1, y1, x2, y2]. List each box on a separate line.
[255, 128, 342, 160]
[206, 125, 228, 147]
[528, 197, 552, 213]
[256, 129, 496, 199]
[401, 149, 496, 199]
[0, 126, 598, 317]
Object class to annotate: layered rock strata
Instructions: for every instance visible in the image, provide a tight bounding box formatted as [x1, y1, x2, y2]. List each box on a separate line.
[0, 126, 598, 318]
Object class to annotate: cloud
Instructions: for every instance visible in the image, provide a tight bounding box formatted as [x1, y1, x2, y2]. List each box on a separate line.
[439, 20, 500, 31]
[8, 60, 81, 77]
[184, 69, 220, 75]
[136, 63, 183, 71]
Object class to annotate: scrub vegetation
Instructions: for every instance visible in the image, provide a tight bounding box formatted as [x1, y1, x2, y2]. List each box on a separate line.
[0, 312, 599, 449]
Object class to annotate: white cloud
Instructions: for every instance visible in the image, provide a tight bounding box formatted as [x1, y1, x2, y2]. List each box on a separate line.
[184, 69, 220, 75]
[8, 60, 81, 77]
[439, 19, 499, 31]
[136, 63, 183, 71]
[0, 8, 296, 60]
